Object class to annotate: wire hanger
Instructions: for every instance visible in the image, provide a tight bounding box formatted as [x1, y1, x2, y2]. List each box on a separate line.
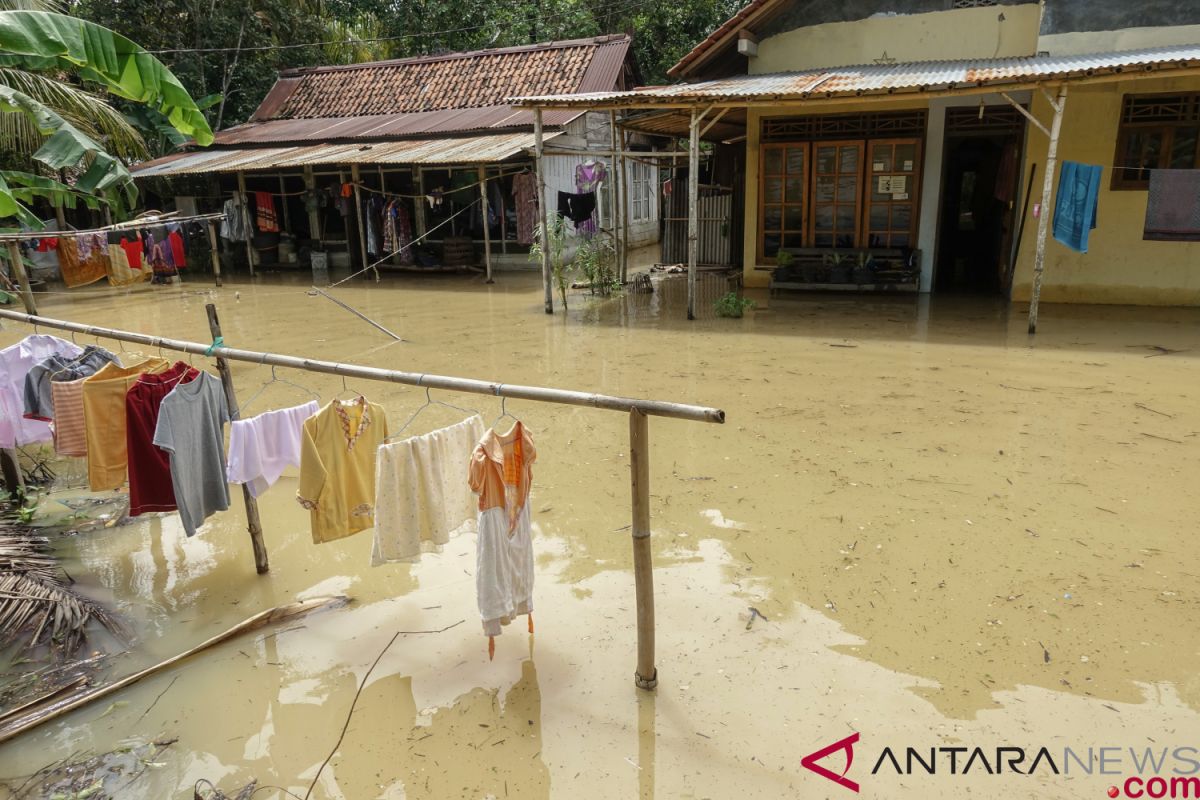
[492, 389, 519, 432]
[238, 364, 321, 417]
[388, 386, 478, 441]
[334, 370, 364, 402]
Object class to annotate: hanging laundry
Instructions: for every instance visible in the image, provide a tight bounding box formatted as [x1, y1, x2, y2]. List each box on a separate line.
[469, 420, 537, 654]
[382, 200, 397, 254]
[1144, 169, 1200, 242]
[23, 345, 118, 421]
[425, 189, 444, 210]
[153, 372, 230, 537]
[557, 192, 597, 228]
[127, 362, 200, 517]
[254, 191, 279, 233]
[0, 335, 82, 448]
[227, 400, 319, 498]
[119, 231, 145, 271]
[49, 377, 88, 457]
[105, 231, 143, 286]
[396, 203, 413, 264]
[144, 227, 178, 283]
[166, 224, 187, 268]
[574, 161, 607, 235]
[372, 414, 485, 566]
[220, 195, 251, 242]
[81, 357, 170, 491]
[512, 171, 538, 246]
[57, 236, 108, 288]
[297, 397, 389, 544]
[366, 196, 381, 257]
[1052, 161, 1102, 254]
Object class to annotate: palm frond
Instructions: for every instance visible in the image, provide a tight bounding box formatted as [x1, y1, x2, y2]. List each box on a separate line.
[0, 0, 65, 11]
[0, 68, 148, 160]
[0, 529, 124, 657]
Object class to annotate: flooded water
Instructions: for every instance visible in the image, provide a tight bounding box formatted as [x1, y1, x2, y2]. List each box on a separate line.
[1, 263, 1199, 798]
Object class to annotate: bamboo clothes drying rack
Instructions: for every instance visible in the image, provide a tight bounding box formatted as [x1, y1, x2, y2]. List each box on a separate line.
[0, 306, 724, 690]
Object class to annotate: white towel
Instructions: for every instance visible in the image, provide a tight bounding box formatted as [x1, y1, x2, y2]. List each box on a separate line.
[371, 414, 485, 566]
[227, 401, 319, 498]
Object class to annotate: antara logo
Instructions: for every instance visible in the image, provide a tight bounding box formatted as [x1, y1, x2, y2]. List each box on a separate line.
[801, 732, 861, 793]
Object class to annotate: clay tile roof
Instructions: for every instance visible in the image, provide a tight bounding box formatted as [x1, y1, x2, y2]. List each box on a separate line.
[258, 35, 631, 121]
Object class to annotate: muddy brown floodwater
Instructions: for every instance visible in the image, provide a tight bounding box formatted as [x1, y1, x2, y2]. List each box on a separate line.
[0, 266, 1198, 799]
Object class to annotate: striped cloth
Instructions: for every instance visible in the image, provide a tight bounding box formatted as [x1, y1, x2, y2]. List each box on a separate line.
[50, 377, 88, 457]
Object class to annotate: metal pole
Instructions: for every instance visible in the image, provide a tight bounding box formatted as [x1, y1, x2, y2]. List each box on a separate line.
[534, 109, 553, 314]
[350, 164, 377, 282]
[205, 303, 268, 574]
[1028, 85, 1068, 335]
[206, 220, 223, 287]
[0, 310, 726, 424]
[236, 171, 255, 276]
[687, 108, 701, 321]
[479, 165, 493, 283]
[5, 242, 36, 315]
[630, 408, 656, 689]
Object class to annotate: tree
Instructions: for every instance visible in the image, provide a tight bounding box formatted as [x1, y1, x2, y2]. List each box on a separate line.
[0, 8, 214, 225]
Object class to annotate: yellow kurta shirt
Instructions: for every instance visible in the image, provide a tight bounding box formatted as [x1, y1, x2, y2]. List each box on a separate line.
[82, 356, 170, 491]
[297, 397, 388, 544]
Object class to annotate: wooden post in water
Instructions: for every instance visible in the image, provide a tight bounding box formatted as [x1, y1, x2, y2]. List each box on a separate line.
[205, 303, 268, 574]
[629, 408, 657, 689]
[5, 242, 36, 315]
[534, 109, 553, 314]
[236, 171, 256, 277]
[1027, 84, 1068, 335]
[620, 126, 633, 284]
[609, 110, 625, 284]
[350, 164, 377, 281]
[478, 165, 493, 283]
[687, 108, 701, 321]
[206, 220, 223, 287]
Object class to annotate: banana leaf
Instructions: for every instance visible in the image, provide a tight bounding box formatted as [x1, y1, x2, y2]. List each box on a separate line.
[0, 10, 213, 146]
[0, 172, 43, 227]
[0, 169, 99, 209]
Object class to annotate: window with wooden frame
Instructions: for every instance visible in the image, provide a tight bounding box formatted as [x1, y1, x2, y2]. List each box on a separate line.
[864, 139, 921, 248]
[760, 142, 808, 258]
[811, 141, 862, 248]
[1112, 92, 1200, 190]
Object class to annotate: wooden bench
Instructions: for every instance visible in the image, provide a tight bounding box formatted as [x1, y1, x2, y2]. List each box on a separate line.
[766, 248, 920, 295]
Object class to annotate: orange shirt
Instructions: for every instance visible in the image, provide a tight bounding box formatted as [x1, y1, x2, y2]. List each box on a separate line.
[468, 421, 536, 530]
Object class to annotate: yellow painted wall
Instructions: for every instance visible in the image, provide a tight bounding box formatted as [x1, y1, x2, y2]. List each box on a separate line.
[741, 96, 932, 290]
[1010, 76, 1200, 306]
[1040, 25, 1200, 56]
[751, 4, 1041, 74]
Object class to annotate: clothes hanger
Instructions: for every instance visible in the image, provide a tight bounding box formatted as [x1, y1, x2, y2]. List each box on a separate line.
[238, 364, 321, 417]
[492, 394, 519, 433]
[387, 386, 477, 441]
[333, 371, 364, 402]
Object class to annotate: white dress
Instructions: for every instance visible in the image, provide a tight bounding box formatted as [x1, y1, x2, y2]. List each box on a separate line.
[476, 503, 534, 636]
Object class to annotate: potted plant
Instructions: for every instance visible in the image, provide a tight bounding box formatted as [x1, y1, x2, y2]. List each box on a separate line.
[853, 252, 873, 285]
[714, 291, 756, 318]
[829, 253, 851, 283]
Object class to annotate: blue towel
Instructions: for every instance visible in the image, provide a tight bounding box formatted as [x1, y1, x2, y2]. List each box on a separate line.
[1052, 161, 1102, 253]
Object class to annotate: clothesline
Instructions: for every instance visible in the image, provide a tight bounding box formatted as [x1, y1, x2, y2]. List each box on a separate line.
[0, 212, 228, 244]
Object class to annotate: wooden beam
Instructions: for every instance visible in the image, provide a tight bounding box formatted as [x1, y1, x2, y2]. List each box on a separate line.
[629, 408, 657, 689]
[1027, 85, 1068, 335]
[535, 109, 553, 314]
[350, 164, 376, 281]
[610, 110, 625, 283]
[1000, 92, 1050, 137]
[303, 166, 320, 245]
[479, 165, 493, 283]
[4, 242, 36, 314]
[205, 303, 268, 574]
[620, 125, 633, 284]
[687, 107, 701, 321]
[206, 220, 223, 287]
[277, 174, 291, 233]
[235, 171, 255, 276]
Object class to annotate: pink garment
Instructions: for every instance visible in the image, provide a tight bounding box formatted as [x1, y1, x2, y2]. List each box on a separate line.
[226, 401, 319, 497]
[0, 335, 82, 448]
[574, 161, 608, 236]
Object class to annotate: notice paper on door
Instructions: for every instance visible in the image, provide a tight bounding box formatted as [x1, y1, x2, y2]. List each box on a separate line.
[877, 175, 909, 194]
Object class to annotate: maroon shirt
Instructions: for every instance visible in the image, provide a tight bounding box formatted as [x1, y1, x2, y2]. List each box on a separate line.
[126, 362, 200, 516]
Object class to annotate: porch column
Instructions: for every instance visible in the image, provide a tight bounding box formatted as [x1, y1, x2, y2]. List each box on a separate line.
[535, 109, 553, 314]
[304, 166, 320, 244]
[1027, 85, 1068, 335]
[236, 170, 255, 276]
[479, 165, 493, 283]
[687, 107, 701, 320]
[350, 164, 376, 281]
[610, 110, 625, 283]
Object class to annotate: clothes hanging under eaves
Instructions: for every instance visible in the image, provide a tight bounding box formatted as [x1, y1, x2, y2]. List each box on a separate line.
[1144, 169, 1200, 242]
[1052, 161, 1102, 254]
[511, 171, 538, 245]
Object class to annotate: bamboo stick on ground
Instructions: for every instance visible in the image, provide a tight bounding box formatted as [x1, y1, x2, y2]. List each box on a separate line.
[0, 595, 346, 745]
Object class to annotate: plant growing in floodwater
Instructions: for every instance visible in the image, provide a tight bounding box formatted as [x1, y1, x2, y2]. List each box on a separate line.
[530, 214, 572, 311]
[713, 291, 755, 318]
[574, 234, 620, 295]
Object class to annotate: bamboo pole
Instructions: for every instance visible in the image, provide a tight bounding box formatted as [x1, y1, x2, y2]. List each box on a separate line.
[350, 164, 377, 282]
[0, 310, 725, 424]
[235, 171, 255, 276]
[206, 220, 223, 287]
[629, 408, 656, 689]
[479, 165, 493, 283]
[620, 126, 632, 284]
[610, 110, 625, 283]
[687, 108, 701, 321]
[0, 596, 344, 745]
[1027, 84, 1067, 335]
[205, 303, 269, 574]
[5, 242, 36, 315]
[534, 110, 553, 314]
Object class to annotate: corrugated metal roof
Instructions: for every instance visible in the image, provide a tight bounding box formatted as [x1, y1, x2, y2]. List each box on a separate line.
[517, 44, 1200, 107]
[131, 132, 561, 177]
[215, 107, 582, 145]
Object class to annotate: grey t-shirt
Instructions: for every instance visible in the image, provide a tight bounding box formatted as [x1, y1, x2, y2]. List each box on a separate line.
[23, 346, 118, 419]
[153, 372, 230, 537]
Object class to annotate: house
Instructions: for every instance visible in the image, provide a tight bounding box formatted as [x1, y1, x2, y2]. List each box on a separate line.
[132, 35, 659, 278]
[517, 2, 1200, 321]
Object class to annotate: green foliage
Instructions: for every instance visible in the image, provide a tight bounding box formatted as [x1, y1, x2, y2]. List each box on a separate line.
[713, 291, 754, 318]
[529, 213, 571, 311]
[775, 248, 794, 268]
[573, 233, 619, 295]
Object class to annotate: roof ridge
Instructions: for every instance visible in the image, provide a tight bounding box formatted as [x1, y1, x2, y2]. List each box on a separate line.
[279, 33, 630, 77]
